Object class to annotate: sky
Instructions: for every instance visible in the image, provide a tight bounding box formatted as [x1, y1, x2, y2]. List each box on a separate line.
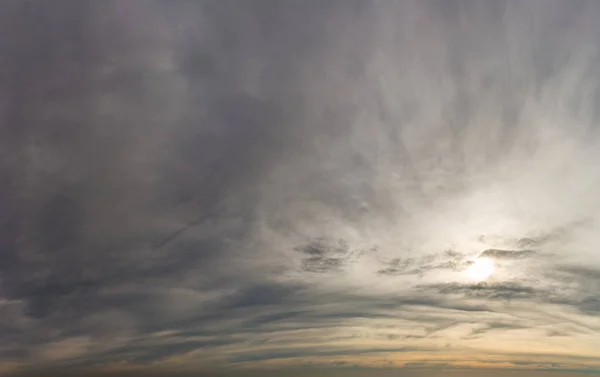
[1, 0, 600, 376]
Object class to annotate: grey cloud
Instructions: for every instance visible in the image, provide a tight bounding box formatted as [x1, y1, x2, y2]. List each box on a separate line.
[377, 258, 415, 276]
[229, 346, 429, 364]
[242, 311, 308, 328]
[403, 362, 449, 369]
[479, 249, 536, 259]
[423, 282, 538, 301]
[294, 239, 374, 273]
[224, 284, 303, 309]
[543, 265, 600, 315]
[378, 250, 468, 277]
[554, 266, 600, 283]
[463, 322, 529, 339]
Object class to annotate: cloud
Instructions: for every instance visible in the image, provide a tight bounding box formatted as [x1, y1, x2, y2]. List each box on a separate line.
[2, 0, 600, 375]
[422, 282, 539, 300]
[228, 346, 431, 364]
[479, 249, 536, 259]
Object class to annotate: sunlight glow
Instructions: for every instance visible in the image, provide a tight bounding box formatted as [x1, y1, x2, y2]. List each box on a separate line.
[466, 258, 495, 282]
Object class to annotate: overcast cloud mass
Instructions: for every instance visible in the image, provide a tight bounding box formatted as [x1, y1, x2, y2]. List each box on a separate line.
[2, 1, 600, 376]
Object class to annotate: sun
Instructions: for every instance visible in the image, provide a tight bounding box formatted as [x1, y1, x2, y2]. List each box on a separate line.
[466, 257, 495, 282]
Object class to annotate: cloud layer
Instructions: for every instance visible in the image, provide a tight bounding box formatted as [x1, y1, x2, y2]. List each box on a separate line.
[2, 0, 600, 375]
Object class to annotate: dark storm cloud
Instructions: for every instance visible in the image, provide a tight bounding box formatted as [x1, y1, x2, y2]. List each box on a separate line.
[0, 0, 319, 308]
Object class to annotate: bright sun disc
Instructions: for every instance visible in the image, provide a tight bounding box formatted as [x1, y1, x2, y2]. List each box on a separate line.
[466, 258, 495, 281]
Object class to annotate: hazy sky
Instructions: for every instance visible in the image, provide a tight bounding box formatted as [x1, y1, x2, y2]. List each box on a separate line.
[2, 1, 600, 376]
